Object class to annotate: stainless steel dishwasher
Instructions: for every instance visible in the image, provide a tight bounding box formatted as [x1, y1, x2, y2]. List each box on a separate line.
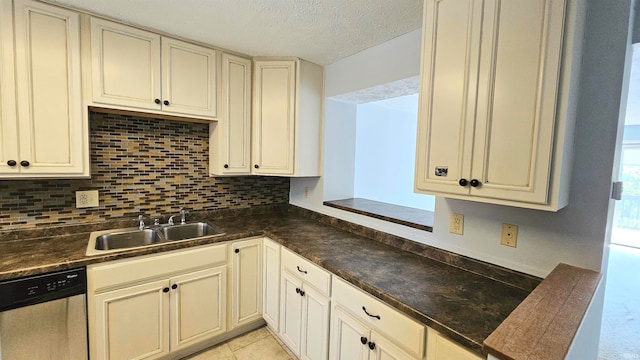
[0, 267, 88, 360]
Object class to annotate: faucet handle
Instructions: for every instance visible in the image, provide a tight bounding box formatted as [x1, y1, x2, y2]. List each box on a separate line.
[180, 208, 188, 224]
[133, 215, 146, 230]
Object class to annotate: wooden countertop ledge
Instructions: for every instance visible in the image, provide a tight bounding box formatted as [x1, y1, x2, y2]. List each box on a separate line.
[483, 263, 602, 360]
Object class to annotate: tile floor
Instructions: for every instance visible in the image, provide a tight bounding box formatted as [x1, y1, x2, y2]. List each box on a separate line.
[182, 326, 296, 360]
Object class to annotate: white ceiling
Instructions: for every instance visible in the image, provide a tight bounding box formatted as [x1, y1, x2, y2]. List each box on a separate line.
[47, 0, 423, 66]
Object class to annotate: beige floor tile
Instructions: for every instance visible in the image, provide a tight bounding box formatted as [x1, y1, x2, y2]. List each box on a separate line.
[233, 336, 292, 360]
[227, 326, 271, 351]
[181, 342, 235, 360]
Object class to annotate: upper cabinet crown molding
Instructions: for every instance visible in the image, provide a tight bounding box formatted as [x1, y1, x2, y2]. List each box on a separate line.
[0, 0, 89, 178]
[415, 0, 586, 211]
[88, 17, 218, 121]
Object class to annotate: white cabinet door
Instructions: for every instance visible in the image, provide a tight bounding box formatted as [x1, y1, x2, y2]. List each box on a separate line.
[230, 238, 263, 329]
[263, 238, 281, 331]
[93, 279, 170, 360]
[252, 60, 296, 175]
[2, 0, 86, 177]
[210, 53, 252, 175]
[90, 17, 161, 110]
[0, 0, 18, 175]
[426, 327, 482, 360]
[370, 331, 418, 360]
[161, 37, 217, 118]
[416, 0, 570, 209]
[170, 266, 227, 352]
[280, 270, 304, 355]
[300, 285, 330, 360]
[330, 306, 370, 360]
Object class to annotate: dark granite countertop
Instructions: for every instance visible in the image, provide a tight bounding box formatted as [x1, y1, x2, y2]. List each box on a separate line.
[0, 205, 535, 355]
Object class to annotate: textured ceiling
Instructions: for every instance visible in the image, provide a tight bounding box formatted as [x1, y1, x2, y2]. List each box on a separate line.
[47, 0, 423, 65]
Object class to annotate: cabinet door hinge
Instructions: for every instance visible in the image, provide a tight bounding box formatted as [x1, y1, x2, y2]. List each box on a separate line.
[611, 181, 624, 200]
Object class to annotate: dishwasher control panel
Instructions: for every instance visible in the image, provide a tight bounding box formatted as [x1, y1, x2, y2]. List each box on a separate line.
[0, 268, 86, 312]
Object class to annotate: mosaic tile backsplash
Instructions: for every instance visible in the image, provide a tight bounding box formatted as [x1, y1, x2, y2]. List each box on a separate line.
[0, 111, 290, 230]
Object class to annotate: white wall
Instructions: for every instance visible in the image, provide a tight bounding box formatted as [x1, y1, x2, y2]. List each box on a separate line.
[323, 99, 357, 201]
[292, 0, 631, 279]
[353, 97, 435, 210]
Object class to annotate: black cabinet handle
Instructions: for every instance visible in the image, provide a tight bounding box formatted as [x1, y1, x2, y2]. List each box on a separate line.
[234, 248, 240, 254]
[362, 306, 381, 320]
[224, 164, 229, 169]
[470, 179, 481, 187]
[299, 289, 305, 296]
[163, 287, 169, 293]
[163, 100, 170, 106]
[297, 266, 307, 274]
[20, 160, 30, 167]
[7, 160, 16, 166]
[171, 284, 178, 290]
[154, 98, 161, 104]
[368, 341, 376, 350]
[458, 178, 468, 187]
[296, 287, 300, 294]
[360, 336, 368, 345]
[254, 164, 259, 169]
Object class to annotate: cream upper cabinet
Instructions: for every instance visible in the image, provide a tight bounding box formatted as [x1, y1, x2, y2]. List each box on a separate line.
[229, 238, 263, 329]
[90, 18, 217, 120]
[415, 0, 583, 211]
[210, 53, 252, 175]
[0, 0, 88, 178]
[252, 58, 323, 177]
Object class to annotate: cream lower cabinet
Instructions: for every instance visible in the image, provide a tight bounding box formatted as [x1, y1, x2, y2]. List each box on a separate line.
[263, 237, 281, 331]
[0, 0, 88, 178]
[252, 58, 323, 176]
[279, 248, 331, 360]
[415, 0, 584, 210]
[88, 244, 228, 360]
[330, 277, 425, 360]
[89, 17, 217, 120]
[426, 327, 482, 360]
[229, 238, 263, 329]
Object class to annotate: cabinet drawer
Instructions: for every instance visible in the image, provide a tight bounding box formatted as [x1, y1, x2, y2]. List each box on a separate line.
[281, 247, 331, 296]
[332, 277, 425, 358]
[89, 243, 227, 293]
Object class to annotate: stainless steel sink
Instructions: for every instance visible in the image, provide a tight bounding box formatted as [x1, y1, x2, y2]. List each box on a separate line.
[156, 222, 222, 241]
[86, 221, 225, 256]
[94, 229, 163, 250]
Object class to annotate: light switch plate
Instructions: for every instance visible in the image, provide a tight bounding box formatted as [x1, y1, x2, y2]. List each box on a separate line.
[76, 190, 99, 208]
[449, 213, 464, 235]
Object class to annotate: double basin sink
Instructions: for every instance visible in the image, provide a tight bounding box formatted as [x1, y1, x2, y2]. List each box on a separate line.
[86, 221, 225, 256]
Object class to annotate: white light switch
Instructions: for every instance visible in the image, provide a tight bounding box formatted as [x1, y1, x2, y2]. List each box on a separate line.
[76, 190, 99, 208]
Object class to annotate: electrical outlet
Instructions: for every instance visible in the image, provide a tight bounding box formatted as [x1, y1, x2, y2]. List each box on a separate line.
[501, 223, 518, 247]
[76, 190, 99, 208]
[449, 213, 464, 235]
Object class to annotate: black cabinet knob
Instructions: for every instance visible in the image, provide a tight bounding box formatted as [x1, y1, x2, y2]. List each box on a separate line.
[224, 164, 229, 169]
[458, 178, 468, 187]
[368, 342, 376, 350]
[360, 337, 368, 345]
[163, 100, 170, 106]
[7, 160, 16, 166]
[470, 179, 481, 187]
[296, 288, 300, 294]
[234, 248, 240, 253]
[254, 164, 259, 169]
[163, 287, 169, 293]
[299, 290, 305, 297]
[171, 284, 178, 290]
[154, 98, 161, 104]
[20, 160, 30, 167]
